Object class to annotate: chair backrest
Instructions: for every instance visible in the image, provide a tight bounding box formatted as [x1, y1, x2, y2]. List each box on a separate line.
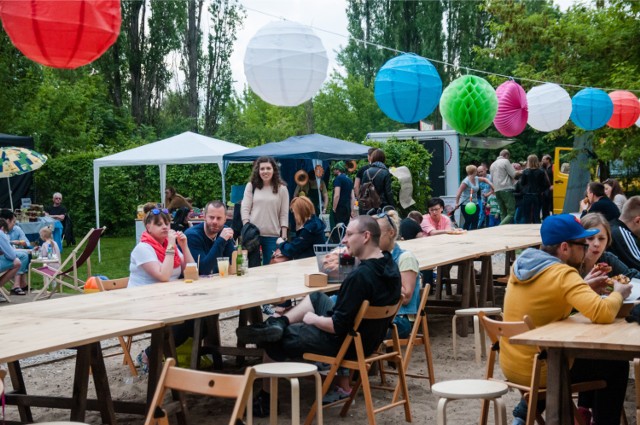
[332, 297, 404, 362]
[478, 311, 536, 380]
[59, 227, 105, 275]
[97, 277, 129, 292]
[144, 358, 255, 425]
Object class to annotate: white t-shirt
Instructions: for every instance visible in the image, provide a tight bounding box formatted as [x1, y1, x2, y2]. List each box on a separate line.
[128, 242, 183, 288]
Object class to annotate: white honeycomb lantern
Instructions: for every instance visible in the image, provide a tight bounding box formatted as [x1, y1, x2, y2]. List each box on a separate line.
[244, 20, 329, 107]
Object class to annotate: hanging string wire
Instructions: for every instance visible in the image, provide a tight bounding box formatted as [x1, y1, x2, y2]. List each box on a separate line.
[244, 6, 640, 94]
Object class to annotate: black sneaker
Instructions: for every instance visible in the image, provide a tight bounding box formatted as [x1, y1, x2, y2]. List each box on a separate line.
[236, 316, 289, 344]
[252, 389, 271, 418]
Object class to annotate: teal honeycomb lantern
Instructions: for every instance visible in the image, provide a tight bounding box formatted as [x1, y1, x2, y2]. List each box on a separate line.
[440, 75, 498, 135]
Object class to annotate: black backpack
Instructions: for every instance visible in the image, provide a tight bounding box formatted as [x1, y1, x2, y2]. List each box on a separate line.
[358, 168, 383, 212]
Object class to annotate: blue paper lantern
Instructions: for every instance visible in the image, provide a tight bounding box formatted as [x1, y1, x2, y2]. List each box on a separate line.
[570, 88, 613, 131]
[374, 53, 442, 124]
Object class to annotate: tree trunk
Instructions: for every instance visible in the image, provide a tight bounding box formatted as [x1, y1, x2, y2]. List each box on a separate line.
[186, 0, 199, 131]
[128, 0, 144, 124]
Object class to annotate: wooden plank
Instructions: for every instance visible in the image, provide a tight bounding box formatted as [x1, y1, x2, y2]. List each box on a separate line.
[511, 316, 640, 353]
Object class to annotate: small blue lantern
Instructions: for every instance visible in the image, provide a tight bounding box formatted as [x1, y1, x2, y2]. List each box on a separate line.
[570, 88, 613, 131]
[374, 53, 442, 124]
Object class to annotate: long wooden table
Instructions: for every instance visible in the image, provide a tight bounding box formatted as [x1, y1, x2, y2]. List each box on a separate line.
[0, 224, 542, 423]
[510, 315, 640, 425]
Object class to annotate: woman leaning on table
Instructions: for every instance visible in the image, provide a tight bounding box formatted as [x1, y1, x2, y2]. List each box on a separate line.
[241, 156, 289, 266]
[128, 207, 194, 288]
[128, 207, 195, 373]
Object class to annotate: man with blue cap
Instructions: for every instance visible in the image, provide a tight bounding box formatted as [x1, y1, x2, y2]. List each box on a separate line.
[501, 214, 632, 425]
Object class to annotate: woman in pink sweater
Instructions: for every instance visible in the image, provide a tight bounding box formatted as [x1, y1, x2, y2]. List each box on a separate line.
[241, 156, 289, 266]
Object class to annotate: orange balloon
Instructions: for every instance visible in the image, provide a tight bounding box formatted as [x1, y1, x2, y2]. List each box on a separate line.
[607, 90, 640, 129]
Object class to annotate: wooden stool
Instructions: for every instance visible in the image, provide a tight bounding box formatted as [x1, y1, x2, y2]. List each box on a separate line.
[249, 362, 323, 425]
[431, 379, 508, 425]
[452, 307, 502, 363]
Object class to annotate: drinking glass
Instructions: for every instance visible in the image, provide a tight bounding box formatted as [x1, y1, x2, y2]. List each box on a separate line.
[217, 257, 229, 277]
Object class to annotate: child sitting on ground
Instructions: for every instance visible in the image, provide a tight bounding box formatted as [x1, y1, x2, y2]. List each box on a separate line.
[39, 226, 61, 269]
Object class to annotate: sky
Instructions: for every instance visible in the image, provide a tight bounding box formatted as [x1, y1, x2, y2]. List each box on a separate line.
[230, 0, 578, 93]
[230, 0, 349, 93]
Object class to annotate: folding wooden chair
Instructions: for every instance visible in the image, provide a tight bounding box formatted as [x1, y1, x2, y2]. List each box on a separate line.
[144, 358, 256, 425]
[32, 227, 105, 301]
[96, 277, 138, 376]
[379, 284, 435, 399]
[303, 298, 411, 425]
[478, 312, 606, 425]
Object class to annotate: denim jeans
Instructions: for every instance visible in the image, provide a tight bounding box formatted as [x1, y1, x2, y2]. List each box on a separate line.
[260, 236, 278, 266]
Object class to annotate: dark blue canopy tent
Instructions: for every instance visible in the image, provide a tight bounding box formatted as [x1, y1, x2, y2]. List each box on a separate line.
[223, 134, 370, 213]
[223, 134, 370, 162]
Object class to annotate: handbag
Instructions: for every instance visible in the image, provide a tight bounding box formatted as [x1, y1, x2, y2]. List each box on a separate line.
[269, 249, 291, 264]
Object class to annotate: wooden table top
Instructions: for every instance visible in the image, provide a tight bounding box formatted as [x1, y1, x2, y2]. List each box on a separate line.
[510, 314, 640, 353]
[399, 224, 541, 269]
[4, 271, 341, 324]
[0, 316, 162, 363]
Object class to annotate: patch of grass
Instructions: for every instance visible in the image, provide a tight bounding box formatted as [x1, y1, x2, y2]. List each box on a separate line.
[30, 236, 135, 290]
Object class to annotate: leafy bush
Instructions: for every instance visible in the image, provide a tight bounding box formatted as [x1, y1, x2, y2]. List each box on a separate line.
[358, 138, 432, 215]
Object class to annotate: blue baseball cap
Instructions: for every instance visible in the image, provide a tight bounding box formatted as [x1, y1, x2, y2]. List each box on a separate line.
[540, 214, 599, 246]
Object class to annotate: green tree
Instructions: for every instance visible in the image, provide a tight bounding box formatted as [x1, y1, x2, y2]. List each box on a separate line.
[203, 0, 245, 135]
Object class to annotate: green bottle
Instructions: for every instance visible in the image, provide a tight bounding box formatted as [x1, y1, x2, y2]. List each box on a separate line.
[236, 240, 243, 276]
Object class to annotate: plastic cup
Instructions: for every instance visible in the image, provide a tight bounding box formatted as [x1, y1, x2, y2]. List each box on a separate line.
[217, 257, 229, 277]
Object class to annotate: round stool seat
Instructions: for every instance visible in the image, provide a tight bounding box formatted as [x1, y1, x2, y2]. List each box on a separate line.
[432, 379, 508, 400]
[254, 362, 318, 378]
[454, 307, 502, 317]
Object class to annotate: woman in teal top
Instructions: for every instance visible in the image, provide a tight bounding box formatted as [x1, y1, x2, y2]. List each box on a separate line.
[455, 164, 494, 230]
[374, 209, 420, 338]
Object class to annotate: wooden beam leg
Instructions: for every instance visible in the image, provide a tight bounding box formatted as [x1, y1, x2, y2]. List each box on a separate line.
[70, 345, 91, 422]
[7, 360, 34, 423]
[163, 327, 188, 425]
[191, 318, 202, 370]
[147, 329, 165, 409]
[546, 348, 573, 425]
[90, 342, 117, 424]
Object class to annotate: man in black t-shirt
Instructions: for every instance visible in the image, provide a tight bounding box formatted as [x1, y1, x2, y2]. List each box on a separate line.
[44, 192, 67, 222]
[237, 215, 401, 417]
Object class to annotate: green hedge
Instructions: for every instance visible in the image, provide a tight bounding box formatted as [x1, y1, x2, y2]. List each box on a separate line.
[35, 151, 252, 237]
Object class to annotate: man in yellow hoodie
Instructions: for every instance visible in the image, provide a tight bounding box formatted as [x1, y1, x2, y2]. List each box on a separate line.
[502, 214, 632, 425]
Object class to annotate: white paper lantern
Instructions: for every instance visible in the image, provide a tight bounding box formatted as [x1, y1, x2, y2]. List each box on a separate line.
[244, 21, 329, 107]
[526, 83, 572, 132]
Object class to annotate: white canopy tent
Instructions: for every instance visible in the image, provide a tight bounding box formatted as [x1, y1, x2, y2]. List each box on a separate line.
[93, 132, 246, 259]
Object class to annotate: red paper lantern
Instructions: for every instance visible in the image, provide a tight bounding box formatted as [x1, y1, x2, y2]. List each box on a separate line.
[607, 90, 640, 129]
[0, 0, 121, 69]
